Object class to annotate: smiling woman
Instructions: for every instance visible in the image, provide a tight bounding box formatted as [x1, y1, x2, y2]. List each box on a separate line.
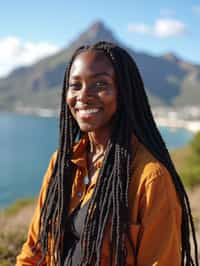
[67, 51, 117, 136]
[16, 42, 199, 266]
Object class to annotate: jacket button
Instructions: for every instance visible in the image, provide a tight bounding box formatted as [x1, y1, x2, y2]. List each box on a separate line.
[77, 191, 82, 197]
[84, 176, 90, 185]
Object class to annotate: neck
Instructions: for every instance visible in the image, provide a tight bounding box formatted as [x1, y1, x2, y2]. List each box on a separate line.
[87, 128, 111, 154]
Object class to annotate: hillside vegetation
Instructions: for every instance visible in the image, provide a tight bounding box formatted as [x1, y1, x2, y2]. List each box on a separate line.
[172, 132, 200, 187]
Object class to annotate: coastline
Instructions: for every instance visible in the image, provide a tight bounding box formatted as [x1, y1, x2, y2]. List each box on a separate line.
[14, 106, 59, 118]
[153, 106, 200, 133]
[155, 117, 200, 133]
[2, 106, 200, 133]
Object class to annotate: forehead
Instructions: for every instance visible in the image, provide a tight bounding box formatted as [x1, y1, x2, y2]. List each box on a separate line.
[69, 50, 115, 79]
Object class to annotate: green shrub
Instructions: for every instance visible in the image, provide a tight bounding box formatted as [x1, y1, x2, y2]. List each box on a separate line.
[0, 261, 10, 266]
[3, 198, 35, 217]
[180, 166, 200, 187]
[180, 132, 200, 187]
[0, 232, 26, 265]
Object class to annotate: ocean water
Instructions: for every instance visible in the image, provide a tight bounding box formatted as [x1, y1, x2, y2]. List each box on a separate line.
[0, 112, 193, 208]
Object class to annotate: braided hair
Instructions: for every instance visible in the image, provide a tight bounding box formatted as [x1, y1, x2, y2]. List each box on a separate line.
[35, 41, 199, 265]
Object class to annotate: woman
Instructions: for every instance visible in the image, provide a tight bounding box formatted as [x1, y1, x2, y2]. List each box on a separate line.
[17, 41, 199, 265]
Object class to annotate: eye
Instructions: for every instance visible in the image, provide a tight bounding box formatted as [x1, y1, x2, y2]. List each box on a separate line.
[94, 80, 108, 89]
[68, 82, 81, 90]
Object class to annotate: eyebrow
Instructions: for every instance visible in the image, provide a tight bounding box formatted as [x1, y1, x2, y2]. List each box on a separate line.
[70, 72, 113, 80]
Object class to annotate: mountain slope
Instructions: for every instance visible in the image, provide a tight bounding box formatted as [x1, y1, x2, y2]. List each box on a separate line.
[0, 21, 200, 111]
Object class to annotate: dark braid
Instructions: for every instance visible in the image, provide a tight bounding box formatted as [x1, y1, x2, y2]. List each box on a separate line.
[35, 41, 198, 265]
[99, 42, 198, 265]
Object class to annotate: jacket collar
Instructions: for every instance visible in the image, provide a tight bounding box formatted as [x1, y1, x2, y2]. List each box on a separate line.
[71, 134, 89, 169]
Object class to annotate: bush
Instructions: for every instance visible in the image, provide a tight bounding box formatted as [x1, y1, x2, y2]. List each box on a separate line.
[181, 132, 200, 187]
[180, 166, 200, 187]
[0, 231, 26, 265]
[3, 198, 34, 217]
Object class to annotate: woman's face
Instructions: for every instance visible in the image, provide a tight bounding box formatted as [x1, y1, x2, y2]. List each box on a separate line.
[66, 50, 118, 133]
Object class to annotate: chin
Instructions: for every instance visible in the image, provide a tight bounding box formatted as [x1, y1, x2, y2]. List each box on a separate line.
[78, 123, 97, 132]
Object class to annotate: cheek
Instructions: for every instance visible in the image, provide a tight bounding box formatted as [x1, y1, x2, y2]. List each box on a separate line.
[66, 91, 75, 110]
[102, 90, 118, 112]
[66, 92, 77, 120]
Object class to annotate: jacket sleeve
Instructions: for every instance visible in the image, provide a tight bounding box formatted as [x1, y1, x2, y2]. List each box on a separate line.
[16, 152, 57, 266]
[136, 168, 182, 266]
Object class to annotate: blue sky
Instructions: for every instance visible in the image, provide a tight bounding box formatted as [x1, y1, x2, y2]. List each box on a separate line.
[0, 0, 200, 77]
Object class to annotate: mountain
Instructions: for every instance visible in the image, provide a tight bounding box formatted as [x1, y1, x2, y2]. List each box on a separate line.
[0, 21, 200, 112]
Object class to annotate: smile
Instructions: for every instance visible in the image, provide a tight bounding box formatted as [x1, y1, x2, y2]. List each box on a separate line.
[76, 108, 101, 119]
[78, 108, 100, 114]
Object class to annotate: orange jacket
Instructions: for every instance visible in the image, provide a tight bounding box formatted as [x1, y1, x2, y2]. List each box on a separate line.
[16, 135, 182, 265]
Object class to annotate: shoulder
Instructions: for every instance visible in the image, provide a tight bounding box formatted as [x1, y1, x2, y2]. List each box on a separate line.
[129, 135, 181, 212]
[41, 150, 58, 187]
[131, 135, 167, 182]
[46, 150, 58, 176]
[50, 150, 58, 167]
[130, 135, 178, 199]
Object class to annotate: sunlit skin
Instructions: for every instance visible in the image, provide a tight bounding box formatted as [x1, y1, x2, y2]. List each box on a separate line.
[66, 51, 118, 156]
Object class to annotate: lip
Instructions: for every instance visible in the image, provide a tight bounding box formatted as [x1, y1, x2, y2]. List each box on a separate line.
[76, 107, 102, 119]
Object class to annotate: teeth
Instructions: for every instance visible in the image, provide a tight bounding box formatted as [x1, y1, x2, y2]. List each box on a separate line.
[78, 109, 99, 114]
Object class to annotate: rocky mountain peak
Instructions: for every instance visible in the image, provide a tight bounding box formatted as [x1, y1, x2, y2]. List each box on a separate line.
[88, 21, 107, 35]
[162, 52, 180, 63]
[76, 20, 118, 45]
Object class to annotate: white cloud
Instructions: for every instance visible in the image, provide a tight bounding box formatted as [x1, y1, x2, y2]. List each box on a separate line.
[154, 19, 187, 38]
[192, 5, 200, 15]
[0, 36, 60, 77]
[128, 18, 187, 38]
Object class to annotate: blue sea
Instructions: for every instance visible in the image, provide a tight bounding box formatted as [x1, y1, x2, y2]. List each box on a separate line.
[0, 112, 193, 208]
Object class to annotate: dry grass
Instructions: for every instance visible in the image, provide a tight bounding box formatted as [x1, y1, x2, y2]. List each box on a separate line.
[0, 200, 36, 266]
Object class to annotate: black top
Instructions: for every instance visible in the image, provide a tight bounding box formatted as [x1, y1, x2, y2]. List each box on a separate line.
[63, 200, 90, 266]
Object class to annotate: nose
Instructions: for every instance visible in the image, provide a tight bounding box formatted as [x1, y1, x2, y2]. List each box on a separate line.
[77, 83, 93, 101]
